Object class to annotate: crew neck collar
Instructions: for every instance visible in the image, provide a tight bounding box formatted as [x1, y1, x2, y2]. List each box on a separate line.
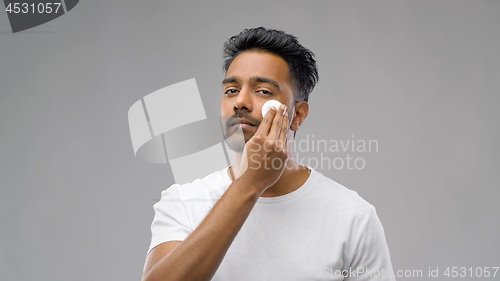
[221, 166, 317, 204]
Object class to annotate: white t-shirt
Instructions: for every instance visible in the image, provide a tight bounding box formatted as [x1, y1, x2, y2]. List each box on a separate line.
[148, 167, 396, 280]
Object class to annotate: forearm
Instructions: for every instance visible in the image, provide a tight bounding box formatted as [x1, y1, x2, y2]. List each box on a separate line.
[143, 177, 261, 281]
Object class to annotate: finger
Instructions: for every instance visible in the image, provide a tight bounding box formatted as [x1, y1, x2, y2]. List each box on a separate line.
[255, 106, 277, 137]
[276, 113, 289, 151]
[283, 138, 289, 157]
[268, 104, 286, 140]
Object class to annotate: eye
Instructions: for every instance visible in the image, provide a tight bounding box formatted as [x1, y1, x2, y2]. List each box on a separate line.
[224, 89, 239, 95]
[257, 90, 273, 95]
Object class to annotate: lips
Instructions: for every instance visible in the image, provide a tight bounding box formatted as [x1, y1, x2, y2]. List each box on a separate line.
[230, 118, 255, 126]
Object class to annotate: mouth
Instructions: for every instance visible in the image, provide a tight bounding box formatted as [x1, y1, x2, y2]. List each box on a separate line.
[230, 118, 255, 127]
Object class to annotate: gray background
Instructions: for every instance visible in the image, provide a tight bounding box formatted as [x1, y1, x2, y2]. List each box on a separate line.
[1, 0, 499, 280]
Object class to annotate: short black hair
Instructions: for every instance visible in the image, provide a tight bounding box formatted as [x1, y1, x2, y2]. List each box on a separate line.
[222, 27, 318, 102]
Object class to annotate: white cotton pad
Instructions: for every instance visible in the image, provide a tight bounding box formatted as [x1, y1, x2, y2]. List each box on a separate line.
[262, 100, 283, 118]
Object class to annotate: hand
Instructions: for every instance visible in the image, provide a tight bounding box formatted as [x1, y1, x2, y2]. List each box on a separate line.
[233, 103, 289, 194]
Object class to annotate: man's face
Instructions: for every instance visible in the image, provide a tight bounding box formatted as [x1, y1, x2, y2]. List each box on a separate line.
[221, 51, 294, 152]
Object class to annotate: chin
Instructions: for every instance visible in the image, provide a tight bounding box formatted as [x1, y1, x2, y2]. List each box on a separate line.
[223, 130, 254, 153]
[222, 126, 244, 153]
[225, 140, 245, 153]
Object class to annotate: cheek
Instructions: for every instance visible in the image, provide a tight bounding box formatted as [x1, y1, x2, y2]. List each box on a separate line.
[255, 101, 266, 117]
[221, 102, 233, 116]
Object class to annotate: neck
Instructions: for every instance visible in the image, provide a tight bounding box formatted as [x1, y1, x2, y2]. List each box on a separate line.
[229, 139, 311, 197]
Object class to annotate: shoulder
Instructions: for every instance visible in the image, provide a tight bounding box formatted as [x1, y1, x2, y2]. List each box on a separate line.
[159, 167, 231, 203]
[307, 169, 374, 217]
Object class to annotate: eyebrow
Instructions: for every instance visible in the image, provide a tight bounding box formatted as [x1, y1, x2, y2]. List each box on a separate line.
[222, 76, 282, 91]
[222, 76, 238, 85]
[251, 76, 282, 91]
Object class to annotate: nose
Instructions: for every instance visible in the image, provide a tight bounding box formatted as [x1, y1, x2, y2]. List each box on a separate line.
[233, 87, 253, 113]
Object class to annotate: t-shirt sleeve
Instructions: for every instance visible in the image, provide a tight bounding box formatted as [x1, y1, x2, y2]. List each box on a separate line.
[147, 184, 192, 256]
[344, 206, 396, 281]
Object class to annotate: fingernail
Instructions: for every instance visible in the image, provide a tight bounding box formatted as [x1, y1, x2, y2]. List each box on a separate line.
[281, 104, 287, 110]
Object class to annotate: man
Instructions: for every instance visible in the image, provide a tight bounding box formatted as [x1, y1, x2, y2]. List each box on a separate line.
[141, 27, 395, 281]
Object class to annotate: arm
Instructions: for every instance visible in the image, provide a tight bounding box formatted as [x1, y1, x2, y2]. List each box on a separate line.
[142, 177, 261, 281]
[344, 207, 396, 281]
[142, 104, 290, 281]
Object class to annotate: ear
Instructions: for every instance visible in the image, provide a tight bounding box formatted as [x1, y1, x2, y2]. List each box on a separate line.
[290, 101, 309, 131]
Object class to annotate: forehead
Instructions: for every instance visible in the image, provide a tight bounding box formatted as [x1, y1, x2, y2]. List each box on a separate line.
[225, 51, 291, 86]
